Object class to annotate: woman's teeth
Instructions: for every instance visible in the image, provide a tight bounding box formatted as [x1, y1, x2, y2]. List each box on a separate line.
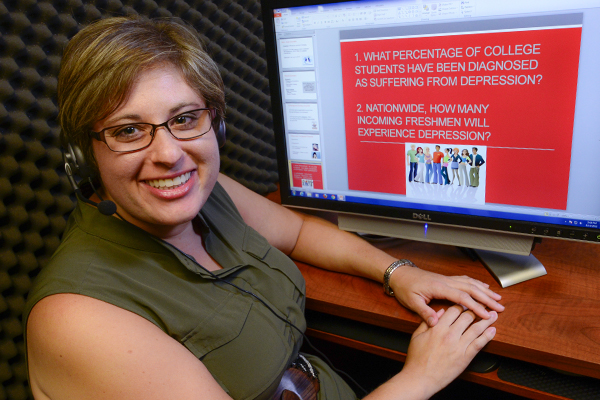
[147, 172, 192, 189]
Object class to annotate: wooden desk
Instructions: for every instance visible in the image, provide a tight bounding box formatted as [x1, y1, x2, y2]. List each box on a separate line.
[296, 238, 600, 400]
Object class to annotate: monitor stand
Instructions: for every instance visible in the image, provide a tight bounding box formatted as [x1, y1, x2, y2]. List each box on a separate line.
[475, 249, 546, 288]
[337, 213, 547, 288]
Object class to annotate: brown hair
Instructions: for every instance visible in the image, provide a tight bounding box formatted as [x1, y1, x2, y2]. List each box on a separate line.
[58, 16, 225, 174]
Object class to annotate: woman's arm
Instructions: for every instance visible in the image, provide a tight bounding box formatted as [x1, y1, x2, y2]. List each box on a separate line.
[217, 174, 503, 327]
[27, 294, 232, 400]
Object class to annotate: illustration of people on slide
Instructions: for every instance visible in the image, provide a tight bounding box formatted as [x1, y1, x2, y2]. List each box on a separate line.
[406, 143, 487, 205]
[469, 147, 485, 187]
[407, 144, 418, 182]
[432, 145, 444, 185]
[441, 148, 451, 185]
[415, 146, 425, 182]
[459, 149, 471, 187]
[424, 147, 433, 183]
[450, 148, 461, 185]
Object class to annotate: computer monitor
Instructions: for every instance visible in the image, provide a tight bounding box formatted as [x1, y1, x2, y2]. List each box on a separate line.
[261, 0, 600, 286]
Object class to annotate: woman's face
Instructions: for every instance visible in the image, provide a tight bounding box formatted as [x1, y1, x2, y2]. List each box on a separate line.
[91, 64, 220, 238]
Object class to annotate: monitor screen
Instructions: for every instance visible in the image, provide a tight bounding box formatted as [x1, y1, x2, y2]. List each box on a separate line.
[261, 0, 600, 247]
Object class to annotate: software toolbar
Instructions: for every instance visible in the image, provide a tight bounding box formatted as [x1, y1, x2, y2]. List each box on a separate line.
[274, 1, 477, 32]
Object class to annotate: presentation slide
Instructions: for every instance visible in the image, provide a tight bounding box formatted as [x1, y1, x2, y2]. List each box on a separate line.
[280, 37, 315, 69]
[290, 162, 324, 189]
[285, 103, 320, 131]
[340, 23, 582, 210]
[283, 71, 317, 100]
[289, 133, 322, 160]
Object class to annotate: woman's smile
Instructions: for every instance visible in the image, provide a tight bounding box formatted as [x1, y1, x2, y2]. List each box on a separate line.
[145, 171, 193, 190]
[143, 171, 196, 200]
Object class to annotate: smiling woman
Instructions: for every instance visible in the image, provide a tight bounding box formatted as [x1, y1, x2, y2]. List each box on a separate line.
[23, 16, 503, 400]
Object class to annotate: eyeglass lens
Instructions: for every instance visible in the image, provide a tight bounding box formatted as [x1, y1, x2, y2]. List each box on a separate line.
[102, 108, 213, 152]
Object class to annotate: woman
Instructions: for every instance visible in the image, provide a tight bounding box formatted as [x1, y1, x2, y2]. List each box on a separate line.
[414, 146, 425, 183]
[441, 148, 451, 185]
[424, 147, 433, 184]
[450, 148, 461, 185]
[24, 17, 501, 400]
[459, 149, 471, 187]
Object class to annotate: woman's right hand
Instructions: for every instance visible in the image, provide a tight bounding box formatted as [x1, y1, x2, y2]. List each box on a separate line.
[365, 305, 497, 400]
[406, 306, 497, 397]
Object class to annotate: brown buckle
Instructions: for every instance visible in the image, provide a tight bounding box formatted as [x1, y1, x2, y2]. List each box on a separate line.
[272, 356, 320, 400]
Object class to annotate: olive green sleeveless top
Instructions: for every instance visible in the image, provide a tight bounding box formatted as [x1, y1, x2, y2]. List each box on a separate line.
[24, 182, 357, 400]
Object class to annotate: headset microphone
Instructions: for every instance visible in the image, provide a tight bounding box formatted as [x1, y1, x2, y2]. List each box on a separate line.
[96, 199, 117, 216]
[77, 193, 117, 216]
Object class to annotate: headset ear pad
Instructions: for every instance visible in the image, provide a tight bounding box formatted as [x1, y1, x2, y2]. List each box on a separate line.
[64, 142, 94, 181]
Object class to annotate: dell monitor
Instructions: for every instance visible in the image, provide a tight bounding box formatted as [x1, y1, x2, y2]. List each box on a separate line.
[261, 0, 600, 286]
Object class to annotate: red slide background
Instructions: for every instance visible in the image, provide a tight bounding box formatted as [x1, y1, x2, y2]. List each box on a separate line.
[341, 27, 581, 210]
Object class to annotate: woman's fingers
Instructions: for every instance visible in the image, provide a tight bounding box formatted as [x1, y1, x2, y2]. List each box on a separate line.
[448, 309, 477, 333]
[460, 311, 498, 345]
[467, 326, 497, 355]
[435, 304, 465, 328]
[455, 276, 503, 302]
[437, 278, 505, 317]
[429, 285, 493, 320]
[412, 308, 445, 338]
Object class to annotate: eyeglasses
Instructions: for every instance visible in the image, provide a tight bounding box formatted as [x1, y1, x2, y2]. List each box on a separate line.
[90, 108, 216, 153]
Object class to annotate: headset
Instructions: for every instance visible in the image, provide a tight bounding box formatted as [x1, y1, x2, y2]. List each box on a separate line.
[62, 117, 227, 216]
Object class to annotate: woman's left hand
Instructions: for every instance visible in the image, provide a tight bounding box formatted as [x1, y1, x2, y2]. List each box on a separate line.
[390, 266, 504, 326]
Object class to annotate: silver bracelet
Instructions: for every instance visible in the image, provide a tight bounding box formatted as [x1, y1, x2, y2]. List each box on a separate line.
[383, 259, 417, 296]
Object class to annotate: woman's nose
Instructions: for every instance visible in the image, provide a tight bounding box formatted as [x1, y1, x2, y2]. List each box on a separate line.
[147, 127, 184, 166]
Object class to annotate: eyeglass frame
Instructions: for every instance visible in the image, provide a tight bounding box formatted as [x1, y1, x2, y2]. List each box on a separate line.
[89, 107, 218, 154]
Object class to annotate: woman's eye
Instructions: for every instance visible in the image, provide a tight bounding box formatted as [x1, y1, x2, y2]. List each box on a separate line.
[171, 113, 199, 130]
[115, 126, 138, 136]
[110, 125, 146, 141]
[174, 114, 197, 125]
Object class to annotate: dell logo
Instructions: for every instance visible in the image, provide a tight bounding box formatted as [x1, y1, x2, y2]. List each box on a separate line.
[413, 213, 431, 221]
